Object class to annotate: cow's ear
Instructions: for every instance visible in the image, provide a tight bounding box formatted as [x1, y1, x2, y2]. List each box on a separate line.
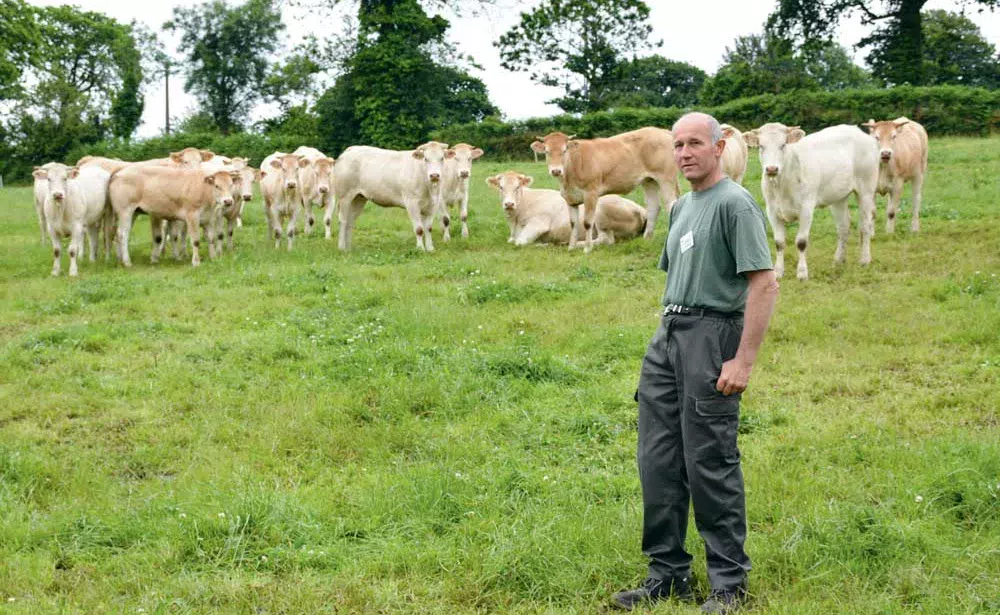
[68, 166, 80, 179]
[486, 174, 500, 188]
[259, 170, 268, 179]
[170, 152, 183, 163]
[567, 140, 580, 149]
[230, 170, 241, 179]
[325, 157, 335, 164]
[520, 174, 533, 187]
[445, 148, 457, 159]
[743, 130, 759, 147]
[32, 167, 48, 179]
[298, 157, 311, 168]
[721, 126, 735, 139]
[787, 127, 805, 143]
[471, 147, 484, 160]
[530, 140, 545, 153]
[412, 148, 425, 160]
[200, 150, 215, 161]
[862, 119, 876, 131]
[203, 174, 216, 184]
[893, 118, 909, 127]
[269, 159, 282, 169]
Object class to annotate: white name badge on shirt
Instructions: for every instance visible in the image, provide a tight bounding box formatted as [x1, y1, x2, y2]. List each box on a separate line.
[680, 231, 694, 253]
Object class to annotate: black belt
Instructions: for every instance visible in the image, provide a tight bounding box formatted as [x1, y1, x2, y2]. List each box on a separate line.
[664, 304, 742, 319]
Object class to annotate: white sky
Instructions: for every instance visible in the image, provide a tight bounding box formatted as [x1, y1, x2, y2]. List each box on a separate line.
[25, 0, 1000, 138]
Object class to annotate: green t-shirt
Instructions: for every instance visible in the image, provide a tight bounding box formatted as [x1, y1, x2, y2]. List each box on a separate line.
[658, 178, 772, 312]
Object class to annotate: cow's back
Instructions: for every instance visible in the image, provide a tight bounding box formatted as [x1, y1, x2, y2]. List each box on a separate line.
[794, 125, 878, 200]
[335, 146, 422, 208]
[892, 120, 929, 180]
[520, 188, 571, 243]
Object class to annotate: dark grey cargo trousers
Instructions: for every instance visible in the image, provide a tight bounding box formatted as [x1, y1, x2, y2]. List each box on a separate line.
[636, 312, 751, 591]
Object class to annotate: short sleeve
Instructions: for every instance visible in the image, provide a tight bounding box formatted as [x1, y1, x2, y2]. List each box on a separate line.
[728, 205, 773, 274]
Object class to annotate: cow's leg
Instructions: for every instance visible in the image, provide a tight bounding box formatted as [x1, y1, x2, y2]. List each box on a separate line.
[858, 188, 876, 266]
[227, 216, 236, 251]
[507, 217, 516, 243]
[186, 213, 201, 267]
[236, 199, 245, 229]
[263, 195, 274, 240]
[642, 179, 663, 240]
[68, 221, 84, 277]
[886, 179, 903, 234]
[36, 201, 47, 245]
[303, 197, 314, 236]
[514, 220, 549, 246]
[766, 206, 786, 280]
[267, 203, 283, 250]
[324, 194, 339, 240]
[910, 174, 924, 233]
[596, 225, 614, 245]
[567, 205, 580, 250]
[460, 190, 470, 239]
[581, 193, 598, 253]
[118, 208, 136, 268]
[831, 198, 851, 265]
[102, 211, 114, 261]
[338, 195, 365, 252]
[85, 222, 99, 262]
[286, 201, 300, 251]
[794, 204, 815, 280]
[150, 216, 165, 264]
[420, 205, 436, 252]
[48, 223, 62, 277]
[440, 200, 452, 243]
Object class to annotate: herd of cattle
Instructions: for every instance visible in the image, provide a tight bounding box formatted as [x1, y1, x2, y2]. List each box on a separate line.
[28, 117, 928, 280]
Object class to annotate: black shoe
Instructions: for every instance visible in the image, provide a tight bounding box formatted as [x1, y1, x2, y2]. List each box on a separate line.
[700, 581, 749, 614]
[612, 575, 694, 611]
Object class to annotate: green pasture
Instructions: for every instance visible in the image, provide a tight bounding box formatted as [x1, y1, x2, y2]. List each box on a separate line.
[1, 137, 998, 614]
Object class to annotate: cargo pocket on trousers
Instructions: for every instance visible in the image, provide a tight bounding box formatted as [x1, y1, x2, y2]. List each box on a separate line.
[694, 396, 741, 464]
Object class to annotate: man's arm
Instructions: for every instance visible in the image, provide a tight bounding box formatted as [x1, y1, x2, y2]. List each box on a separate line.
[716, 268, 779, 396]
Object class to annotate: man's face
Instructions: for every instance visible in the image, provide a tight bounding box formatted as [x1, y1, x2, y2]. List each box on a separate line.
[673, 119, 724, 183]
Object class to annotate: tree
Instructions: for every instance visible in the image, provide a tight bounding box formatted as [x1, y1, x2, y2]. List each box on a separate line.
[315, 0, 498, 152]
[603, 56, 706, 109]
[165, 0, 284, 134]
[917, 9, 1000, 88]
[0, 0, 40, 99]
[496, 0, 660, 113]
[767, 0, 999, 86]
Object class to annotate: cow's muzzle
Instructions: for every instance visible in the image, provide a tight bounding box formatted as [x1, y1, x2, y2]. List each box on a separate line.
[459, 171, 470, 179]
[880, 151, 892, 161]
[550, 168, 563, 177]
[429, 174, 440, 182]
[765, 166, 779, 176]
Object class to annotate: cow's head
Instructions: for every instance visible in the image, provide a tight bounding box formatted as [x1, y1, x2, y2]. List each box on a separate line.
[862, 118, 909, 163]
[204, 170, 237, 209]
[449, 143, 484, 180]
[745, 123, 804, 178]
[412, 141, 453, 184]
[170, 147, 215, 168]
[487, 171, 533, 212]
[229, 157, 258, 202]
[311, 156, 335, 195]
[530, 132, 577, 179]
[34, 163, 78, 203]
[268, 153, 306, 191]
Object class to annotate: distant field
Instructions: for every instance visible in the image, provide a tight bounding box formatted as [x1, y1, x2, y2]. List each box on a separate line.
[1, 137, 998, 614]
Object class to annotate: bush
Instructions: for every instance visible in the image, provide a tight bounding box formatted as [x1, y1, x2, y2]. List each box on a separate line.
[432, 85, 1000, 160]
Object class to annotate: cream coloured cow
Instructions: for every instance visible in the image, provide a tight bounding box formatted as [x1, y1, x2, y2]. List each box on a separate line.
[720, 124, 749, 184]
[32, 162, 62, 245]
[108, 165, 236, 267]
[530, 127, 679, 251]
[862, 117, 929, 233]
[33, 163, 111, 276]
[228, 157, 257, 229]
[328, 141, 453, 252]
[487, 171, 647, 246]
[77, 155, 131, 174]
[293, 146, 334, 236]
[437, 143, 483, 241]
[745, 123, 879, 280]
[260, 152, 308, 250]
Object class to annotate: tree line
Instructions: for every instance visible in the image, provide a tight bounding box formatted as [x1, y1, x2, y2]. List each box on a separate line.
[0, 0, 998, 181]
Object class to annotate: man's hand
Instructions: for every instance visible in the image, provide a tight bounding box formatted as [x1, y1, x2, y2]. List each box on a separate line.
[716, 359, 753, 396]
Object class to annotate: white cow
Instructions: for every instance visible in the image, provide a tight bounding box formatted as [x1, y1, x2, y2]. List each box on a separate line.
[293, 146, 335, 237]
[328, 141, 453, 252]
[720, 124, 748, 184]
[438, 143, 483, 241]
[33, 163, 111, 276]
[487, 171, 647, 246]
[862, 117, 929, 233]
[260, 152, 309, 250]
[32, 162, 61, 245]
[745, 123, 878, 280]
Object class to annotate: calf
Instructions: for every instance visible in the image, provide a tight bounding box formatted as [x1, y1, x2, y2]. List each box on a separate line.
[329, 142, 453, 252]
[530, 127, 679, 251]
[33, 164, 111, 276]
[108, 166, 236, 267]
[260, 152, 308, 250]
[592, 195, 647, 245]
[228, 157, 257, 229]
[32, 162, 61, 245]
[438, 143, 483, 241]
[862, 117, 929, 233]
[293, 146, 335, 237]
[745, 123, 878, 280]
[720, 124, 749, 184]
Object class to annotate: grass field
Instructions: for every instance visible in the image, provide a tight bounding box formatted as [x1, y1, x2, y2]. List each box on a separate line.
[1, 137, 999, 614]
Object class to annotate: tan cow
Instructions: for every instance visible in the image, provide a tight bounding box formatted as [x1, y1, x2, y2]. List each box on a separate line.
[861, 117, 929, 233]
[293, 146, 334, 236]
[260, 152, 309, 250]
[108, 166, 237, 267]
[487, 171, 647, 246]
[530, 127, 680, 252]
[77, 155, 131, 174]
[720, 124, 749, 184]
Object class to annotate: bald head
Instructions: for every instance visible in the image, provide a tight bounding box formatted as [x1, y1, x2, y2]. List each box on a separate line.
[673, 112, 723, 145]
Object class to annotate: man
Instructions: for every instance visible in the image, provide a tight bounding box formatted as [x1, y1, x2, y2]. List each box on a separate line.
[613, 112, 779, 614]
